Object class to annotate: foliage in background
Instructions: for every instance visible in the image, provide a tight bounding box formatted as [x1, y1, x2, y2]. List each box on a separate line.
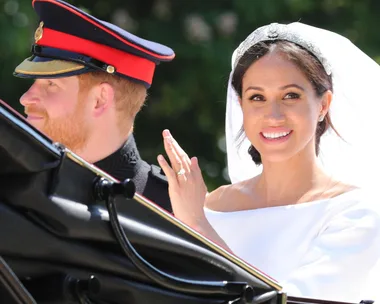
[1, 0, 379, 191]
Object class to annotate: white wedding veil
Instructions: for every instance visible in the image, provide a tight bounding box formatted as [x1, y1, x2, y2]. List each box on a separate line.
[225, 22, 380, 190]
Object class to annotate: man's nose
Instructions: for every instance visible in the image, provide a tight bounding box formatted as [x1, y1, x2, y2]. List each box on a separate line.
[19, 83, 41, 107]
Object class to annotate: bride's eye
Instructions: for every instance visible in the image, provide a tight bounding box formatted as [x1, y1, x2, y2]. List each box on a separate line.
[249, 94, 265, 102]
[284, 92, 300, 100]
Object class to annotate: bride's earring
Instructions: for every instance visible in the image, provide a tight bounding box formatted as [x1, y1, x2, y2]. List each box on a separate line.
[318, 115, 324, 122]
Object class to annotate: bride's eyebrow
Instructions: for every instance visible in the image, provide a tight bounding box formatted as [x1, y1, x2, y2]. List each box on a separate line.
[279, 84, 305, 91]
[244, 86, 264, 93]
[244, 84, 305, 93]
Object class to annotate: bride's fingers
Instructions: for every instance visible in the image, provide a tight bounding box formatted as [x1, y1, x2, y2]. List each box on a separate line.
[157, 155, 178, 185]
[163, 129, 191, 172]
[190, 157, 207, 190]
[163, 132, 185, 173]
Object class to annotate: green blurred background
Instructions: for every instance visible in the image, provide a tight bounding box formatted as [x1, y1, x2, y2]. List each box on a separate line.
[1, 0, 379, 190]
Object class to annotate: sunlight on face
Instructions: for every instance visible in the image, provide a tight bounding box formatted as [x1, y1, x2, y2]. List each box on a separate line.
[240, 52, 324, 163]
[19, 76, 92, 152]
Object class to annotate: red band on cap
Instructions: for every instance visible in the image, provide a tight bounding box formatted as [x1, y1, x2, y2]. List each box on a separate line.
[37, 27, 156, 85]
[33, 0, 174, 61]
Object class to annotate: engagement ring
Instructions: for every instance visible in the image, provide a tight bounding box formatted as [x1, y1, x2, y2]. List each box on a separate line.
[176, 168, 186, 176]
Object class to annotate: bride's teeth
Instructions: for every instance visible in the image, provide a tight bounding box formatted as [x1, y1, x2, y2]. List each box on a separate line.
[262, 131, 290, 139]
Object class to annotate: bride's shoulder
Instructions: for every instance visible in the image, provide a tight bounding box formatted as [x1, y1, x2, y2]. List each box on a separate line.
[328, 182, 371, 204]
[204, 179, 252, 211]
[326, 183, 380, 215]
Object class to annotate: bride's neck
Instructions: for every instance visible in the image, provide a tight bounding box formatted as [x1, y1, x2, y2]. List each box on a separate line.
[256, 151, 330, 207]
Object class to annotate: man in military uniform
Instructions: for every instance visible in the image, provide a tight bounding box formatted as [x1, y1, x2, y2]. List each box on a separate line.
[13, 0, 173, 212]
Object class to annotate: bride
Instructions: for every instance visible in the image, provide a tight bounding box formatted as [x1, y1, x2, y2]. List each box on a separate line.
[157, 22, 380, 302]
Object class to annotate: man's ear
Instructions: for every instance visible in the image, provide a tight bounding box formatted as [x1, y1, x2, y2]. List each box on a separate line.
[92, 82, 115, 117]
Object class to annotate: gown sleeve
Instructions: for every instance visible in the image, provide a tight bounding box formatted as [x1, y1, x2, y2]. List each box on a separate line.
[280, 200, 380, 302]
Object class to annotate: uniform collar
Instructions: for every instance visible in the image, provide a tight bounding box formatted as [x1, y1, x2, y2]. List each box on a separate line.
[94, 134, 142, 180]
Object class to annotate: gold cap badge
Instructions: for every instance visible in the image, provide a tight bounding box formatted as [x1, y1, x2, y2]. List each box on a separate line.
[34, 21, 44, 43]
[106, 65, 115, 74]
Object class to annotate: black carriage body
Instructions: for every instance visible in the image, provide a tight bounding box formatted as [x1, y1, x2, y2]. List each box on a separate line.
[0, 100, 359, 304]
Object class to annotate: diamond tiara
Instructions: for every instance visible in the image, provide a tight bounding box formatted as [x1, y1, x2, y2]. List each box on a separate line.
[233, 23, 332, 75]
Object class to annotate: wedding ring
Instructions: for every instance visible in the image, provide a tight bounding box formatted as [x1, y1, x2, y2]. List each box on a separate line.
[176, 168, 186, 176]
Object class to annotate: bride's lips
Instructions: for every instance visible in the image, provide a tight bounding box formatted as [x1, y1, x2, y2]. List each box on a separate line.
[259, 128, 293, 144]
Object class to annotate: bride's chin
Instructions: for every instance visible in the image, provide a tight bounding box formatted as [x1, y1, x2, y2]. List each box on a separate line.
[259, 150, 299, 165]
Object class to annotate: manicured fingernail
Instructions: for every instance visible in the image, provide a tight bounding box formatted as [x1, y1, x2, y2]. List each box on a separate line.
[158, 155, 164, 162]
[163, 129, 170, 137]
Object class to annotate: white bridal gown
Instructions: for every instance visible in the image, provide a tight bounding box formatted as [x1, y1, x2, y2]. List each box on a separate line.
[204, 188, 380, 303]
